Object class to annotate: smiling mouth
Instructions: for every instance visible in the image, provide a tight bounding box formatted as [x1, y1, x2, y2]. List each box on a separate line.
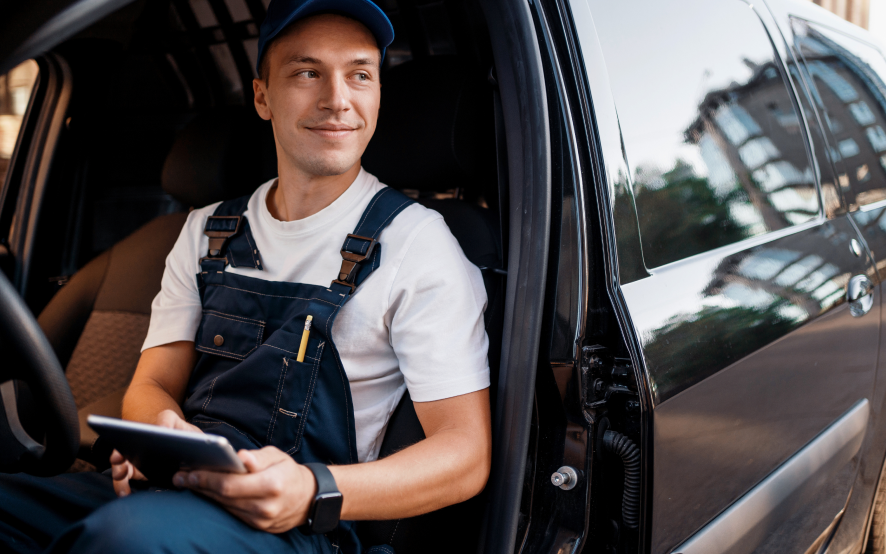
[307, 125, 357, 139]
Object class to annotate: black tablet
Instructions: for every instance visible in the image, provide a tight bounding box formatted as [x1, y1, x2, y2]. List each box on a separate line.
[87, 415, 247, 484]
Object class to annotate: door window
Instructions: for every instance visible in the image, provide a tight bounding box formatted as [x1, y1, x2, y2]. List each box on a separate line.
[589, 0, 819, 269]
[793, 19, 886, 209]
[0, 60, 38, 184]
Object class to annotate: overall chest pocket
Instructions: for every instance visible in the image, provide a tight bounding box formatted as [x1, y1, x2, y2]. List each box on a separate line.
[195, 311, 265, 360]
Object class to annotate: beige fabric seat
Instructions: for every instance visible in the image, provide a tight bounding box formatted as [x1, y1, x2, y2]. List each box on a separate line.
[36, 108, 275, 467]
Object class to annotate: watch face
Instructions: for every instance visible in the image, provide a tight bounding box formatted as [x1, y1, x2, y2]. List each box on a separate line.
[311, 492, 343, 534]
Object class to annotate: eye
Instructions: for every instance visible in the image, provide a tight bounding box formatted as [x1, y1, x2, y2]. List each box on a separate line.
[297, 70, 318, 79]
[354, 73, 369, 81]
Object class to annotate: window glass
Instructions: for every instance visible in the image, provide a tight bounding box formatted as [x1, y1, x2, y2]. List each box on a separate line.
[0, 60, 38, 184]
[793, 20, 886, 208]
[589, 0, 819, 269]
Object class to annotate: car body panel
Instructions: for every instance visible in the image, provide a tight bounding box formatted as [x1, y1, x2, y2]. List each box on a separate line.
[570, 0, 881, 552]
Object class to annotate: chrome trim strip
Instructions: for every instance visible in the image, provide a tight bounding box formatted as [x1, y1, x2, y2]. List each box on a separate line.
[674, 399, 869, 554]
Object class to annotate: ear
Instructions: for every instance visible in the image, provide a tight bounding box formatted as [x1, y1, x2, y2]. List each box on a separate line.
[253, 79, 272, 121]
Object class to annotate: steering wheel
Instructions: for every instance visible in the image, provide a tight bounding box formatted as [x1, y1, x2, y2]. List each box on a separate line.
[0, 269, 79, 475]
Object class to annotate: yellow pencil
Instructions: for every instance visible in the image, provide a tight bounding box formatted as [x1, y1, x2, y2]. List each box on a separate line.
[296, 315, 312, 362]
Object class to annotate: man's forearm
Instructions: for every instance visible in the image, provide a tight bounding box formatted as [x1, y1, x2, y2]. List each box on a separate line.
[330, 389, 492, 520]
[122, 381, 186, 424]
[122, 341, 197, 425]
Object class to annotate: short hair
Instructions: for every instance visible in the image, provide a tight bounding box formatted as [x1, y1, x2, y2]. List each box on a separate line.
[257, 12, 380, 82]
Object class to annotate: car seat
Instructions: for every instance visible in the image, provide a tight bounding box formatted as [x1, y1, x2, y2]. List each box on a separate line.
[37, 108, 277, 464]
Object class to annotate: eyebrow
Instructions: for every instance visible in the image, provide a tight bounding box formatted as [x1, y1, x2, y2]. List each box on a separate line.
[283, 55, 378, 67]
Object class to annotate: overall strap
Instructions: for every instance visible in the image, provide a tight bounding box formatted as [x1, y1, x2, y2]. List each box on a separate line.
[331, 187, 415, 294]
[200, 195, 264, 273]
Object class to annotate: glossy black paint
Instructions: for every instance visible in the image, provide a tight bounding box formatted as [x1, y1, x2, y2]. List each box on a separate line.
[578, 0, 883, 552]
[626, 214, 877, 552]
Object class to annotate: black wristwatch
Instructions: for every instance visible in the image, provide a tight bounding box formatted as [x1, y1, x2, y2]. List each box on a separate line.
[303, 463, 343, 534]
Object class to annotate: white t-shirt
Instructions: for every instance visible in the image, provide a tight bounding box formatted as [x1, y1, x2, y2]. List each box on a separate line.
[143, 169, 490, 462]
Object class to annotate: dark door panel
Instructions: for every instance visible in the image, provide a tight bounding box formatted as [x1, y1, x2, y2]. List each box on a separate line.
[673, 399, 868, 554]
[622, 215, 876, 552]
[586, 0, 880, 550]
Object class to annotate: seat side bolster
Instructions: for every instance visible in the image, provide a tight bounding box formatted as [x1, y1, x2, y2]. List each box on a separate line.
[37, 250, 111, 368]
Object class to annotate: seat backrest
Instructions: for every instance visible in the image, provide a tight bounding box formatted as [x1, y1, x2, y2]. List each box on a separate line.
[358, 56, 502, 554]
[38, 109, 274, 465]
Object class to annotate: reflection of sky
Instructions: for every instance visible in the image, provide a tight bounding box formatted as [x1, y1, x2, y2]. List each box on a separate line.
[729, 202, 766, 234]
[839, 138, 860, 157]
[721, 282, 776, 309]
[775, 254, 824, 287]
[717, 104, 762, 145]
[738, 248, 802, 280]
[699, 133, 737, 196]
[739, 137, 780, 169]
[795, 263, 840, 292]
[752, 162, 812, 192]
[590, 0, 780, 173]
[850, 101, 876, 125]
[777, 303, 808, 322]
[808, 60, 859, 102]
[866, 125, 886, 151]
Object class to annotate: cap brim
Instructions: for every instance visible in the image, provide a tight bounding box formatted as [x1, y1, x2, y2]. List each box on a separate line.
[258, 0, 394, 73]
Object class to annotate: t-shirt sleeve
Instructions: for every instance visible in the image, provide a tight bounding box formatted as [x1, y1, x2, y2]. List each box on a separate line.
[141, 208, 211, 351]
[386, 216, 490, 402]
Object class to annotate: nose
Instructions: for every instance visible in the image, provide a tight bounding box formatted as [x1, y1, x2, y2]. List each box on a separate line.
[318, 73, 350, 113]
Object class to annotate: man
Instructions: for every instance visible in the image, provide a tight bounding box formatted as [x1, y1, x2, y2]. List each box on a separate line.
[0, 0, 491, 552]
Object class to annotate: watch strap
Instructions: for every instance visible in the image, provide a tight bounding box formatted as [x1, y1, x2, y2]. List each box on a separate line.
[303, 463, 342, 534]
[305, 463, 338, 495]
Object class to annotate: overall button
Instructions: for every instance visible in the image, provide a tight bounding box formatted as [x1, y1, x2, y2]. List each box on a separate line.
[214, 335, 225, 346]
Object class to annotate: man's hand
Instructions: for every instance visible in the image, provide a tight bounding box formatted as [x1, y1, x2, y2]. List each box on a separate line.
[155, 409, 203, 433]
[110, 449, 146, 497]
[110, 409, 202, 497]
[172, 446, 317, 533]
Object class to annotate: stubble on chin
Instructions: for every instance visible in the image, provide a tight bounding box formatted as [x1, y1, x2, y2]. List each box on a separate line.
[296, 150, 361, 177]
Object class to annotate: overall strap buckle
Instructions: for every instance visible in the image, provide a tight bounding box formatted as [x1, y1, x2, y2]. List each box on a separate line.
[203, 215, 242, 259]
[331, 234, 378, 292]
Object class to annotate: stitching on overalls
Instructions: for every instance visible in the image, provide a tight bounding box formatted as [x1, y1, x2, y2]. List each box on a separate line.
[369, 199, 412, 237]
[244, 230, 260, 267]
[347, 189, 390, 249]
[202, 377, 218, 413]
[204, 310, 265, 325]
[262, 344, 299, 357]
[278, 408, 298, 417]
[262, 343, 321, 362]
[328, 342, 354, 462]
[289, 342, 324, 454]
[267, 357, 290, 443]
[195, 346, 244, 361]
[389, 520, 401, 543]
[207, 284, 339, 306]
[197, 339, 261, 358]
[324, 305, 336, 338]
[214, 421, 262, 448]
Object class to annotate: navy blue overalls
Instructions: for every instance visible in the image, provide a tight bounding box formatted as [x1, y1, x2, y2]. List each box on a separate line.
[181, 186, 415, 552]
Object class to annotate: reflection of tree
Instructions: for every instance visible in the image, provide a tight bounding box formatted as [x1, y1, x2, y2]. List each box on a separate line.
[647, 303, 796, 397]
[634, 160, 748, 268]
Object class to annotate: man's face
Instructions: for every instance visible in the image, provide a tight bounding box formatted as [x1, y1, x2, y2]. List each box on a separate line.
[254, 14, 381, 177]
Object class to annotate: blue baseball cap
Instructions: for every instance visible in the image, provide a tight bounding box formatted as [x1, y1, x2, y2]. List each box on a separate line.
[257, 0, 394, 75]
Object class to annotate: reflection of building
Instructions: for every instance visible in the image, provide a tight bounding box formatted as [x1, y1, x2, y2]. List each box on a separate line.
[795, 26, 886, 206]
[0, 60, 39, 181]
[685, 59, 818, 233]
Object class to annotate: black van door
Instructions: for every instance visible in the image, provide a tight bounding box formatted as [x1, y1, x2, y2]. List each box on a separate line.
[571, 0, 880, 552]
